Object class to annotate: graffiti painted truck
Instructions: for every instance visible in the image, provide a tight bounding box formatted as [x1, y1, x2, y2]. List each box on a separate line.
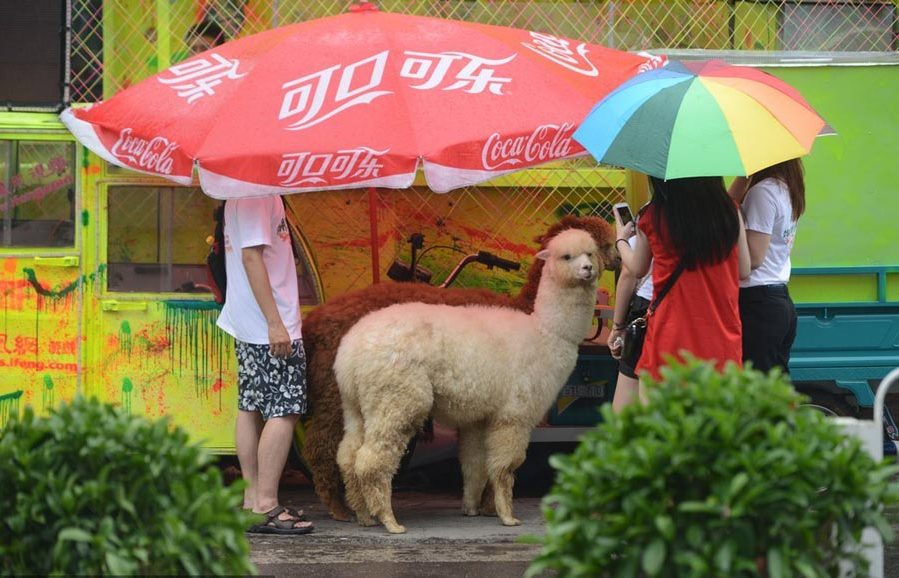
[1, 2, 897, 457]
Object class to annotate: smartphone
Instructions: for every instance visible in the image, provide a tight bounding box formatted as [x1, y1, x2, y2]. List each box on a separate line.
[613, 202, 634, 226]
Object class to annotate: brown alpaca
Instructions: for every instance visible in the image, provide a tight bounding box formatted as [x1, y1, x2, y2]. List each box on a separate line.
[300, 215, 617, 521]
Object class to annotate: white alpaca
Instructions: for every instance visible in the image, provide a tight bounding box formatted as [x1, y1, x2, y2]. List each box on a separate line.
[334, 229, 600, 533]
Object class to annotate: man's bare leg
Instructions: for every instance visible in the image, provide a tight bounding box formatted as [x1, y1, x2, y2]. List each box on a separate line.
[236, 409, 264, 510]
[253, 414, 310, 528]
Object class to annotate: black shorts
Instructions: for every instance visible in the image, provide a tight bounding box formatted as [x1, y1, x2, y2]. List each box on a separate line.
[618, 295, 650, 379]
[739, 284, 797, 375]
[236, 339, 308, 420]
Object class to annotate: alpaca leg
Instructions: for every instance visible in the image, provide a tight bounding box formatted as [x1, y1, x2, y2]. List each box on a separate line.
[459, 423, 488, 516]
[303, 414, 353, 522]
[355, 439, 409, 534]
[485, 424, 530, 526]
[336, 406, 376, 526]
[356, 388, 431, 534]
[479, 482, 497, 517]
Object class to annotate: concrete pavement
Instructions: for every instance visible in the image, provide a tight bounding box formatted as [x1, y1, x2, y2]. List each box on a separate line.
[249, 483, 899, 577]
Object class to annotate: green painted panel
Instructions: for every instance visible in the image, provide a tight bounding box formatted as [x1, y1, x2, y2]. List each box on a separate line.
[759, 65, 899, 268]
[888, 273, 899, 302]
[789, 274, 877, 304]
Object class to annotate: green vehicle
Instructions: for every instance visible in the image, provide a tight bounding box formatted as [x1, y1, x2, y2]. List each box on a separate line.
[546, 52, 899, 456]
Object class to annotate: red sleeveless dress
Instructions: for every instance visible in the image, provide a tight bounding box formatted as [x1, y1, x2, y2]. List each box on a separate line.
[635, 204, 742, 380]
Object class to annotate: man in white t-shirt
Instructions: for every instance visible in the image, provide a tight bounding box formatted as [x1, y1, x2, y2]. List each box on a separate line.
[217, 195, 313, 535]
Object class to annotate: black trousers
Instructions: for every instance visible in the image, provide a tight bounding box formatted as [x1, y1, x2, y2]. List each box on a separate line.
[739, 284, 797, 375]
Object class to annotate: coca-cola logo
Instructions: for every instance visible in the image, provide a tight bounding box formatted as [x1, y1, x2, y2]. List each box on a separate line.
[521, 32, 598, 77]
[481, 123, 575, 170]
[636, 51, 668, 73]
[109, 128, 179, 175]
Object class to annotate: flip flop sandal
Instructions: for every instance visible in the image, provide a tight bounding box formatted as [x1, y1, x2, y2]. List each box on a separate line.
[248, 505, 314, 535]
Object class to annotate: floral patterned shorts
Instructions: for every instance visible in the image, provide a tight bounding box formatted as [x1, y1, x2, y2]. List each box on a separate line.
[235, 339, 308, 420]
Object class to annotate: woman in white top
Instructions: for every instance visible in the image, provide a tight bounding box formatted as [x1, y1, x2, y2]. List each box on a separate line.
[608, 211, 653, 411]
[729, 158, 806, 374]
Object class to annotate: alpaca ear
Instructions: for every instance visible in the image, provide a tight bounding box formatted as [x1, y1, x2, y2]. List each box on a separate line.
[535, 249, 550, 261]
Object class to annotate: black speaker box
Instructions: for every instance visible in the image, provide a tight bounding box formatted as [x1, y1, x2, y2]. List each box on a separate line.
[0, 0, 69, 111]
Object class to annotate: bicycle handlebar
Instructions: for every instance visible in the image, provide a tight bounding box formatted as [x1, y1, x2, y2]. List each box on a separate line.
[476, 251, 521, 272]
[439, 251, 521, 288]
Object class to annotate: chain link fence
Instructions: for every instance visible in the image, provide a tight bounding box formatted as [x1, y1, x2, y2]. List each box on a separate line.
[68, 1, 898, 295]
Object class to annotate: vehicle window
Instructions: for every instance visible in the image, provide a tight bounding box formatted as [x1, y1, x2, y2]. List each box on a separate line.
[0, 140, 76, 247]
[107, 186, 218, 294]
[107, 186, 320, 304]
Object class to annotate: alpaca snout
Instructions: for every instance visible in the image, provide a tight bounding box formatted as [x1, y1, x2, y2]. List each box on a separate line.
[578, 263, 596, 281]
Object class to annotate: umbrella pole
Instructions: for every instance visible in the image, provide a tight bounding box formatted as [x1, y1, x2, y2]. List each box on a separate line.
[367, 187, 380, 285]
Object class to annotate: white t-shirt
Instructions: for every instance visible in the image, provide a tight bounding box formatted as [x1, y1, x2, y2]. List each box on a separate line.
[216, 196, 302, 344]
[627, 235, 654, 300]
[741, 177, 797, 287]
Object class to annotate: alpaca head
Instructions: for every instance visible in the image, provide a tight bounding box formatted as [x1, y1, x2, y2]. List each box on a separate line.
[535, 229, 600, 288]
[533, 215, 618, 272]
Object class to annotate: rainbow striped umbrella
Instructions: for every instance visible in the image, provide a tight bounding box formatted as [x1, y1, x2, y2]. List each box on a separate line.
[573, 59, 831, 179]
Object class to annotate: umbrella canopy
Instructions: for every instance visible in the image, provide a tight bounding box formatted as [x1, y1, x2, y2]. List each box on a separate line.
[572, 59, 830, 179]
[61, 6, 661, 198]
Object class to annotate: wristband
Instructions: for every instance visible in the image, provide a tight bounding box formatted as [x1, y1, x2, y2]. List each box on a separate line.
[615, 238, 629, 247]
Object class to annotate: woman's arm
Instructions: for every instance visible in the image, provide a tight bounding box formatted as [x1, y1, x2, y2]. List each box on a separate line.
[728, 176, 750, 204]
[615, 220, 651, 278]
[617, 231, 651, 278]
[736, 211, 752, 280]
[608, 268, 637, 359]
[746, 230, 772, 270]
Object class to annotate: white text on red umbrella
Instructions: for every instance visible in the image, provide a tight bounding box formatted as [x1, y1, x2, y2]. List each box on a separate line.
[520, 32, 598, 77]
[157, 54, 246, 104]
[278, 50, 516, 132]
[110, 129, 179, 174]
[277, 147, 388, 187]
[481, 123, 576, 170]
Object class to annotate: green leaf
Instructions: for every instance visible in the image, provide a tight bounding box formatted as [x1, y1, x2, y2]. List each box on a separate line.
[641, 539, 667, 576]
[767, 548, 786, 578]
[654, 515, 674, 540]
[58, 527, 92, 542]
[728, 472, 749, 499]
[105, 551, 133, 574]
[714, 541, 734, 572]
[516, 534, 542, 545]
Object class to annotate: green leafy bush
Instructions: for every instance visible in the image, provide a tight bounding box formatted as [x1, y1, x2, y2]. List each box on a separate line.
[529, 358, 899, 578]
[0, 396, 255, 576]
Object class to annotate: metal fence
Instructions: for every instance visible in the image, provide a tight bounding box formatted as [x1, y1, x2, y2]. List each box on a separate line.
[67, 0, 898, 294]
[70, 0, 898, 103]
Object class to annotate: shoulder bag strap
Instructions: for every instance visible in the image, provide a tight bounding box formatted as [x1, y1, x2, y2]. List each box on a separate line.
[647, 262, 685, 316]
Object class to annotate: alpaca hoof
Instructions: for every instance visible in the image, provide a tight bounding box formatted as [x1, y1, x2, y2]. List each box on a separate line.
[330, 506, 354, 522]
[501, 517, 522, 527]
[385, 523, 407, 534]
[357, 514, 378, 527]
[462, 506, 480, 517]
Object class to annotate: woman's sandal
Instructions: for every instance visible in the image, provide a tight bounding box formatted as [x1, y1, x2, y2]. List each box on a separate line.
[247, 505, 314, 535]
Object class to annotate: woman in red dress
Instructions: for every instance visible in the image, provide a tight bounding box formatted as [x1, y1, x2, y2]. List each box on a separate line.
[616, 176, 750, 382]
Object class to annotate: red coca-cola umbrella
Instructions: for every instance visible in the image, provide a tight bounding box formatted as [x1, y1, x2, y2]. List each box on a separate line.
[61, 4, 662, 198]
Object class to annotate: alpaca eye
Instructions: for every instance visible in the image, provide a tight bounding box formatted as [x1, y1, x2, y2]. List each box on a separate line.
[562, 254, 571, 261]
[586, 252, 593, 257]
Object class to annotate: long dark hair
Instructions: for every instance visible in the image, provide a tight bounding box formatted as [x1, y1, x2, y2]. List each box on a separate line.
[749, 158, 805, 221]
[649, 176, 740, 270]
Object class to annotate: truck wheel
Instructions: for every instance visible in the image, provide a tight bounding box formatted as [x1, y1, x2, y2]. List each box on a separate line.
[799, 391, 854, 417]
